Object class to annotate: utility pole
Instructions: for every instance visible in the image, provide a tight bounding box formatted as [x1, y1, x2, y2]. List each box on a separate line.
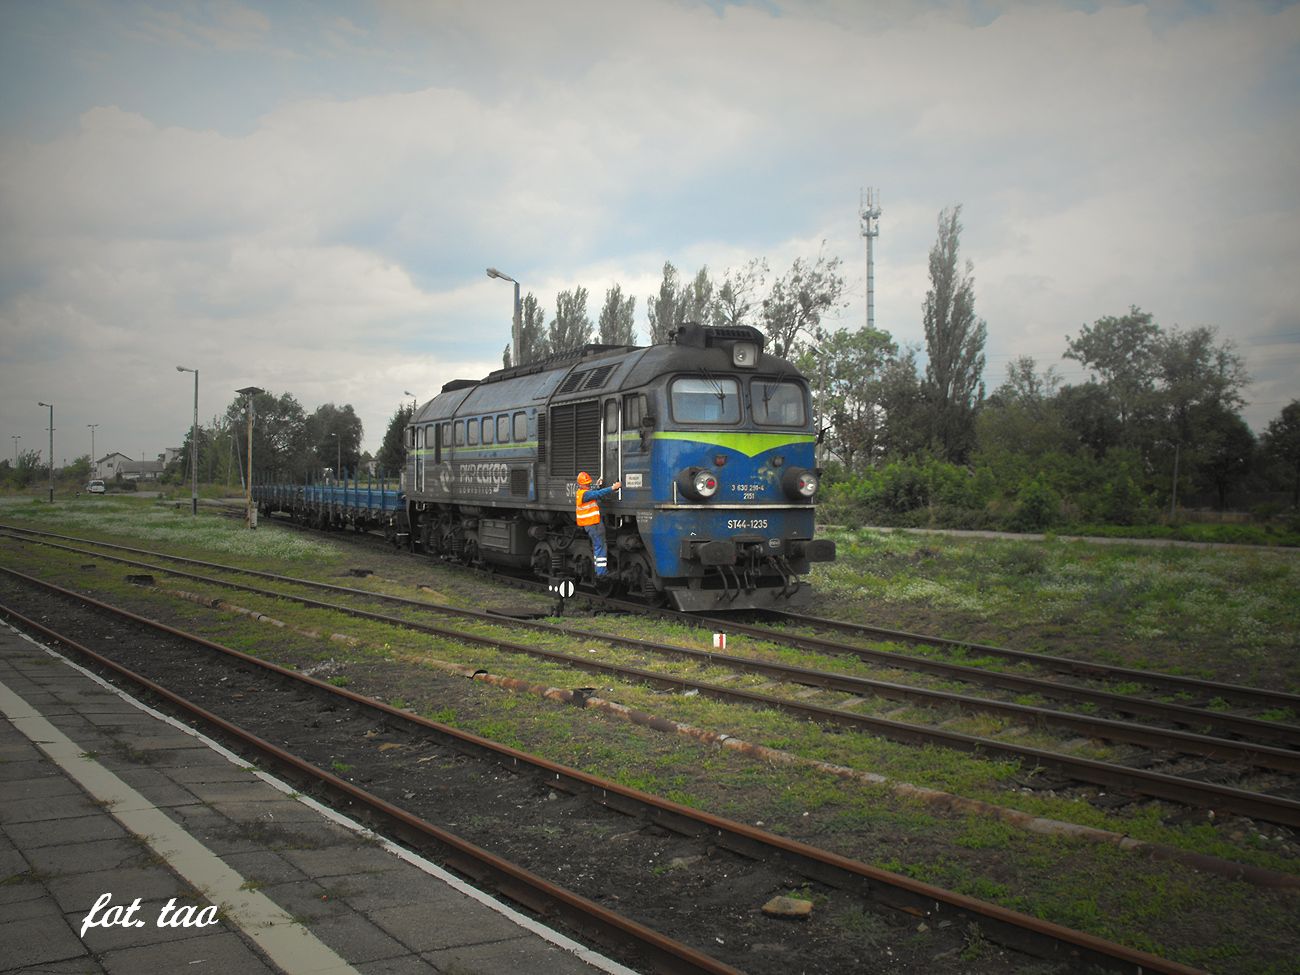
[859, 188, 882, 330]
[87, 424, 98, 477]
[237, 387, 263, 528]
[37, 402, 54, 502]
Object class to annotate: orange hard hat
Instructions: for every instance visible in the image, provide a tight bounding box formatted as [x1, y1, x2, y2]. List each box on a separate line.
[576, 471, 592, 485]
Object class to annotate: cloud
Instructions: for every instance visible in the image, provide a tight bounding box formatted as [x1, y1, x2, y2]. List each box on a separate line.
[1, 0, 1297, 462]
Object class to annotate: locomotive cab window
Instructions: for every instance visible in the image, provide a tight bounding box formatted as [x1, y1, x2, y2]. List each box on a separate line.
[605, 400, 619, 433]
[670, 377, 740, 424]
[751, 379, 807, 426]
[406, 426, 416, 448]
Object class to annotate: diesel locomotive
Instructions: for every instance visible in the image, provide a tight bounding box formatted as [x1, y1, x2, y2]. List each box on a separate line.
[398, 324, 835, 610]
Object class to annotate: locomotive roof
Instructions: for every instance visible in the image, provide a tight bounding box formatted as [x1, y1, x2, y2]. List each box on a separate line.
[411, 323, 798, 424]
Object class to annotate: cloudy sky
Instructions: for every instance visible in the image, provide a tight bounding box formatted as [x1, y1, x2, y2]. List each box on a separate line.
[2, 0, 1297, 466]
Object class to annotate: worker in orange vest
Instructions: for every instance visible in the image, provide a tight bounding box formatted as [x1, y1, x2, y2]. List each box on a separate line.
[575, 471, 621, 577]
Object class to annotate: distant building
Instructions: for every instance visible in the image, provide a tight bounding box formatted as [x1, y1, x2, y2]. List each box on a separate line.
[95, 452, 133, 480]
[117, 458, 165, 481]
[96, 452, 165, 481]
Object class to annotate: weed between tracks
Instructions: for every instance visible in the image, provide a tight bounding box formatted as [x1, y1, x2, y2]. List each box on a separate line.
[3, 499, 1300, 972]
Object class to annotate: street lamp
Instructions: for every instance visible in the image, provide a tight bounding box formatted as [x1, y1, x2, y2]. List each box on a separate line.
[176, 366, 198, 515]
[87, 424, 99, 478]
[237, 387, 263, 529]
[404, 390, 418, 415]
[486, 267, 522, 366]
[36, 402, 54, 502]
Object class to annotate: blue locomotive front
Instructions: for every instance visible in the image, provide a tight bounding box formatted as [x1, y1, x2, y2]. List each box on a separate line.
[401, 324, 834, 610]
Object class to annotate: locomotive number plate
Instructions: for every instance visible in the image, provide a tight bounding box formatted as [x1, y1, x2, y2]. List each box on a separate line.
[726, 518, 769, 530]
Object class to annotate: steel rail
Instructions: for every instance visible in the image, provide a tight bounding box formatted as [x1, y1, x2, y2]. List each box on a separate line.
[765, 609, 1300, 712]
[10, 530, 1300, 774]
[4, 525, 1295, 755]
[8, 531, 1300, 773]
[5, 559, 1300, 830]
[8, 522, 1295, 751]
[0, 592, 1209, 975]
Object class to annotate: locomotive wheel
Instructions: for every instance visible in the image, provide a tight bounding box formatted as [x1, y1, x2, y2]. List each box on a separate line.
[625, 552, 666, 607]
[530, 543, 555, 582]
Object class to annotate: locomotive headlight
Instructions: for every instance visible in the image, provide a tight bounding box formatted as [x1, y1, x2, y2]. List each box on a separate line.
[678, 467, 719, 501]
[782, 467, 819, 500]
[732, 341, 758, 369]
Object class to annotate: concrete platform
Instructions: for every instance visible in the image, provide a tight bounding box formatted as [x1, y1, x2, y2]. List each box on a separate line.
[0, 621, 636, 975]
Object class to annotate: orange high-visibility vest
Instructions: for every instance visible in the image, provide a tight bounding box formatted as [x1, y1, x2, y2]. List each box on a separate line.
[576, 487, 601, 526]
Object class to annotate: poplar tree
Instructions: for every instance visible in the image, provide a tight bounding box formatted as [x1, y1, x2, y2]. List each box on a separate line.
[922, 205, 986, 462]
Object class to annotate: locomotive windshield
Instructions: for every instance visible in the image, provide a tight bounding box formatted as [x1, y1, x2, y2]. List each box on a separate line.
[670, 377, 741, 423]
[752, 378, 806, 426]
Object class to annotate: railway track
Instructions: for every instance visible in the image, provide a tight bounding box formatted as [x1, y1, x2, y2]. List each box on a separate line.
[4, 524, 1300, 830]
[0, 573, 1208, 975]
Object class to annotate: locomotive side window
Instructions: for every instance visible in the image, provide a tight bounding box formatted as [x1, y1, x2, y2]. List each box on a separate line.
[481, 417, 493, 445]
[423, 426, 432, 448]
[623, 393, 647, 429]
[454, 421, 465, 446]
[751, 379, 807, 426]
[670, 377, 740, 424]
[496, 414, 510, 444]
[605, 400, 619, 433]
[434, 423, 443, 464]
[406, 426, 416, 449]
[513, 411, 527, 442]
[467, 418, 479, 446]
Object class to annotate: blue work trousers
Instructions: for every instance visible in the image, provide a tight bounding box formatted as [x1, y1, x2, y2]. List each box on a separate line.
[583, 524, 608, 576]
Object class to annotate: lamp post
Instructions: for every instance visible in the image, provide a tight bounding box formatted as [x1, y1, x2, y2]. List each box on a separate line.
[11, 435, 19, 467]
[87, 424, 98, 478]
[486, 267, 522, 366]
[404, 390, 418, 416]
[176, 366, 198, 515]
[36, 402, 54, 502]
[236, 387, 263, 529]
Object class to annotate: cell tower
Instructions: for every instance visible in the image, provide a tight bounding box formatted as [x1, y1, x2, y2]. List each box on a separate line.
[859, 187, 882, 330]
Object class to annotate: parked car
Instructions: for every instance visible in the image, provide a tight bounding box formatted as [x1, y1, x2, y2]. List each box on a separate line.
[86, 479, 106, 494]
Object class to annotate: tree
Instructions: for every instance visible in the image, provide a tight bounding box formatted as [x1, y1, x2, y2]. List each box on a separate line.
[876, 347, 928, 458]
[1262, 399, 1300, 508]
[711, 259, 768, 329]
[377, 403, 414, 476]
[646, 261, 684, 344]
[503, 292, 551, 368]
[921, 206, 986, 462]
[548, 286, 593, 354]
[305, 403, 364, 478]
[1056, 382, 1121, 459]
[681, 266, 714, 325]
[597, 284, 637, 345]
[760, 247, 846, 359]
[1063, 306, 1160, 441]
[799, 325, 897, 471]
[1155, 324, 1249, 443]
[223, 391, 309, 480]
[1192, 405, 1255, 509]
[979, 357, 1067, 459]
